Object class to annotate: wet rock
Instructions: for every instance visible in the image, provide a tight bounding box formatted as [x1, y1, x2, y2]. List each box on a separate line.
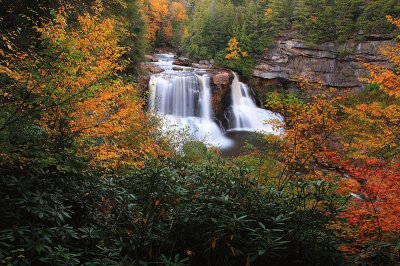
[173, 57, 194, 67]
[172, 66, 184, 71]
[145, 54, 158, 62]
[199, 60, 209, 65]
[141, 64, 164, 74]
[212, 72, 231, 87]
[192, 63, 211, 69]
[207, 70, 235, 125]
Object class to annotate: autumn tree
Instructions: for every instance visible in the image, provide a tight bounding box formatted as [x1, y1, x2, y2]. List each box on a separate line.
[334, 16, 400, 263]
[215, 37, 254, 77]
[0, 1, 164, 170]
[263, 79, 342, 190]
[139, 0, 188, 47]
[225, 37, 248, 60]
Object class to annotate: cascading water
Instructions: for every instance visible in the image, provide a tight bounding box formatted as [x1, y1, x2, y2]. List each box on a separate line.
[228, 73, 283, 134]
[152, 53, 176, 70]
[147, 54, 282, 149]
[149, 65, 232, 147]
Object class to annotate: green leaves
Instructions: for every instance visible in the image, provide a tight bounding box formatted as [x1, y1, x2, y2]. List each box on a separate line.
[0, 155, 347, 265]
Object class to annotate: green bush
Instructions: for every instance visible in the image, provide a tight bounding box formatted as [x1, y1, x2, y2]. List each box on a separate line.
[182, 141, 208, 163]
[215, 50, 255, 79]
[0, 157, 347, 265]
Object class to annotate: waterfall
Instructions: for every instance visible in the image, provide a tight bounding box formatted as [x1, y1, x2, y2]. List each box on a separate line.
[149, 71, 232, 147]
[228, 73, 283, 134]
[147, 54, 283, 149]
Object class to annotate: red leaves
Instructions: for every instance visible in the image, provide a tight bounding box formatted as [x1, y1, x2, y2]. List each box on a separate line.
[335, 158, 400, 251]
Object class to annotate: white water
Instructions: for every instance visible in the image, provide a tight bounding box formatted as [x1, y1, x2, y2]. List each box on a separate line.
[147, 54, 282, 148]
[152, 53, 175, 70]
[228, 73, 283, 134]
[149, 68, 232, 147]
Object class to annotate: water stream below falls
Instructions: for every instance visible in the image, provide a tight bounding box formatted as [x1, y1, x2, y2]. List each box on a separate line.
[147, 53, 283, 152]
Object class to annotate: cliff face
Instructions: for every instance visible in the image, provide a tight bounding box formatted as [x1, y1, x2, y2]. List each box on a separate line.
[254, 36, 394, 89]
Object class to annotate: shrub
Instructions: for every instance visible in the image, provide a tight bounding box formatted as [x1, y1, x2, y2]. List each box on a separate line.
[0, 157, 347, 265]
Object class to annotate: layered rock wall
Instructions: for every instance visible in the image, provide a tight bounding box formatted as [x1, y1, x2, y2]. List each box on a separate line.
[254, 36, 394, 89]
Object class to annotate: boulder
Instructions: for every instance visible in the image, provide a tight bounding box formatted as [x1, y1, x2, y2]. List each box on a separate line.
[212, 72, 231, 87]
[173, 57, 194, 67]
[141, 64, 164, 74]
[207, 70, 235, 125]
[172, 66, 184, 71]
[199, 60, 210, 65]
[145, 54, 158, 62]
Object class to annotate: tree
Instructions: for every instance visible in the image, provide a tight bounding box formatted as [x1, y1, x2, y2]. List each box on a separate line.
[0, 1, 164, 170]
[294, 0, 337, 44]
[183, 0, 237, 59]
[264, 0, 293, 33]
[357, 0, 400, 35]
[334, 0, 363, 43]
[333, 16, 400, 264]
[139, 0, 188, 47]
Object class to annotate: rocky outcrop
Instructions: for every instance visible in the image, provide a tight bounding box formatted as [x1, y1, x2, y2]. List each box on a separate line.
[254, 36, 394, 88]
[208, 69, 234, 124]
[174, 57, 215, 69]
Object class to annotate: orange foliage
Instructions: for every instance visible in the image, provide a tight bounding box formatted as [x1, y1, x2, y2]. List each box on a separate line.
[140, 0, 169, 42]
[272, 79, 340, 188]
[362, 16, 400, 98]
[333, 16, 400, 258]
[139, 0, 187, 45]
[0, 1, 166, 170]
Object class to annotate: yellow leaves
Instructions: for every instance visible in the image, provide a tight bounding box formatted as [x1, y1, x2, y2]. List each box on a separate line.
[92, 0, 104, 16]
[341, 99, 400, 160]
[225, 37, 249, 60]
[171, 2, 188, 22]
[343, 16, 400, 161]
[265, 7, 273, 18]
[276, 82, 341, 182]
[140, 0, 169, 42]
[363, 64, 400, 98]
[1, 0, 166, 171]
[386, 15, 400, 28]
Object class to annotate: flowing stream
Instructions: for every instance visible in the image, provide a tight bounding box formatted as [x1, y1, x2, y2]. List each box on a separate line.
[147, 54, 283, 151]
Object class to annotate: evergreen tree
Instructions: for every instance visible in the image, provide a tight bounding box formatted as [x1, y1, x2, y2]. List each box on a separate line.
[334, 0, 363, 43]
[357, 0, 400, 35]
[294, 0, 336, 44]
